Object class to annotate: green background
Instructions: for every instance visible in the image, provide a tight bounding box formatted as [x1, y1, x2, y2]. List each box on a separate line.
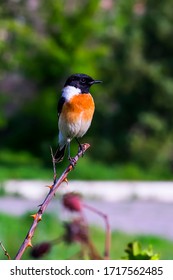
[1, 0, 173, 180]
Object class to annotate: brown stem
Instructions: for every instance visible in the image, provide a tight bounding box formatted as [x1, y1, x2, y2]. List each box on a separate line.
[14, 143, 90, 260]
[87, 238, 103, 260]
[0, 241, 11, 260]
[50, 146, 57, 184]
[82, 202, 111, 260]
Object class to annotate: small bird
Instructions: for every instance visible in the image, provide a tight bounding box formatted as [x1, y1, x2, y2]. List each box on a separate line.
[54, 73, 102, 163]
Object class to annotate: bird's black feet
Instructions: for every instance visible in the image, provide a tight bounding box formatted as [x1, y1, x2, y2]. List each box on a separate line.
[68, 157, 77, 168]
[75, 138, 85, 157]
[78, 143, 85, 157]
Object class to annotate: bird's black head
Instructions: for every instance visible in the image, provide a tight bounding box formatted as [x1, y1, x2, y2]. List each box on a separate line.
[64, 73, 102, 93]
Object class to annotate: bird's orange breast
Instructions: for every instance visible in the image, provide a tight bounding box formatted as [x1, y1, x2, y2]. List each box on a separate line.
[61, 93, 95, 123]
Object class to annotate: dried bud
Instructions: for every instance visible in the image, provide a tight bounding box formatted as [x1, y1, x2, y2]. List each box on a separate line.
[30, 242, 51, 259]
[63, 192, 82, 212]
[63, 219, 89, 244]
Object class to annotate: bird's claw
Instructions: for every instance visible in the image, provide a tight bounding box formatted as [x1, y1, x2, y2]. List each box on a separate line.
[78, 143, 85, 157]
[68, 157, 77, 168]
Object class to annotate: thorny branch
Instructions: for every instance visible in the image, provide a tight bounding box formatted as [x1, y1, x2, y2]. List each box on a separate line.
[14, 143, 90, 260]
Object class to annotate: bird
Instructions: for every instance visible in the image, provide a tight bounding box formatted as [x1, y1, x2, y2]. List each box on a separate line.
[54, 73, 102, 164]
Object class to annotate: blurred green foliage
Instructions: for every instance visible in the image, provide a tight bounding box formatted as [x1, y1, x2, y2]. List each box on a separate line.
[123, 241, 160, 260]
[1, 212, 173, 260]
[1, 0, 173, 178]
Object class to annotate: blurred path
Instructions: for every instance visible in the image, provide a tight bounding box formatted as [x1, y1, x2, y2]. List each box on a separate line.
[3, 180, 173, 202]
[0, 196, 173, 240]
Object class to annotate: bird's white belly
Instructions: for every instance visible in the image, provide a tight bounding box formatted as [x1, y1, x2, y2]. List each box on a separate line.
[76, 119, 92, 138]
[59, 115, 91, 140]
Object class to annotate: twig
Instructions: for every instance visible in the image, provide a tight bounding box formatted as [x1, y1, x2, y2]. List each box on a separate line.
[14, 143, 90, 260]
[82, 202, 111, 260]
[50, 146, 57, 184]
[0, 241, 11, 260]
[87, 239, 103, 260]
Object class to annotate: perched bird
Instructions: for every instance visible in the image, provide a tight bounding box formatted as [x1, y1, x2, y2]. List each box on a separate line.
[54, 73, 102, 163]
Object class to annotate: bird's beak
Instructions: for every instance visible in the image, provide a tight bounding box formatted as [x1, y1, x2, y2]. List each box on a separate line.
[94, 80, 102, 84]
[90, 80, 102, 85]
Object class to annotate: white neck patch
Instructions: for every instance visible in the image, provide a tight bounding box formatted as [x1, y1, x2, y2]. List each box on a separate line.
[62, 86, 81, 101]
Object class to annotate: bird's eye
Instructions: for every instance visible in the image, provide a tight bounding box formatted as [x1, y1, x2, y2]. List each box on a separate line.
[81, 78, 86, 83]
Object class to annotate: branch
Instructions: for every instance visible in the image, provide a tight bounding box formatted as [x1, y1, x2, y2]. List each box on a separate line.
[0, 241, 11, 260]
[14, 143, 90, 260]
[82, 202, 111, 259]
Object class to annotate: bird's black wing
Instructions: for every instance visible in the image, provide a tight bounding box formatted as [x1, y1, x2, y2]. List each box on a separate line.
[58, 96, 66, 116]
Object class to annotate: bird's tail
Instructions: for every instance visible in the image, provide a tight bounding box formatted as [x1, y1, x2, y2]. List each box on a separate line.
[54, 145, 66, 163]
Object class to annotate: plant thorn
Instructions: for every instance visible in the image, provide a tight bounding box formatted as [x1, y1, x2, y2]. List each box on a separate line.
[31, 214, 37, 219]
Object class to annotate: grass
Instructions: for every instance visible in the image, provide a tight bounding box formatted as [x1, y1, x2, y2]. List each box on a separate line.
[0, 148, 173, 181]
[0, 149, 52, 180]
[0, 212, 173, 260]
